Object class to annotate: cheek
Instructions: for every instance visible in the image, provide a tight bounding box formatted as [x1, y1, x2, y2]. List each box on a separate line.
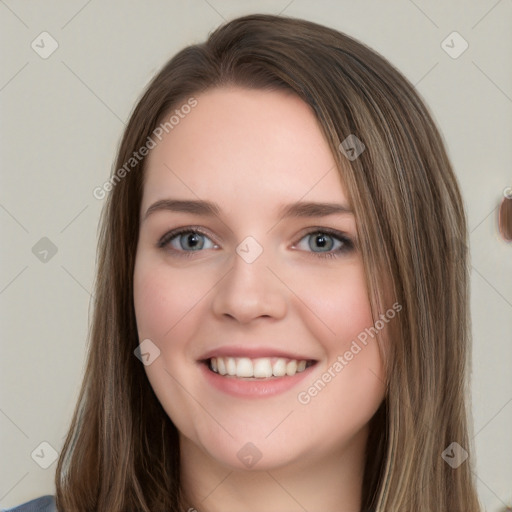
[133, 264, 173, 338]
[133, 257, 207, 434]
[289, 262, 385, 421]
[133, 256, 205, 340]
[289, 260, 373, 345]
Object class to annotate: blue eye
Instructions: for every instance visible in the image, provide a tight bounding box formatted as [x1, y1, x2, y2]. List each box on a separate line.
[157, 227, 355, 259]
[294, 229, 354, 259]
[157, 228, 217, 256]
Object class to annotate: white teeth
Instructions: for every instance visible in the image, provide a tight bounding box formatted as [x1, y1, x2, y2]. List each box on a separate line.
[217, 357, 226, 375]
[226, 357, 237, 376]
[236, 357, 253, 377]
[208, 356, 312, 378]
[286, 360, 297, 376]
[253, 358, 273, 378]
[272, 358, 287, 377]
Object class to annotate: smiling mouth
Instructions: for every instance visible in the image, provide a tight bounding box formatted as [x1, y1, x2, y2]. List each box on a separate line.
[203, 356, 317, 379]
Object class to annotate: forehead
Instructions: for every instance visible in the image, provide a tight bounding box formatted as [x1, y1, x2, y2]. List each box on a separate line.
[142, 86, 349, 212]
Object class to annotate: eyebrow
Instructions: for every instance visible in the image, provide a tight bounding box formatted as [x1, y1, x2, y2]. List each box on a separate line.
[142, 199, 353, 222]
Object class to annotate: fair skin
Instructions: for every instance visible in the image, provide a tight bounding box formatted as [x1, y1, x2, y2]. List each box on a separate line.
[133, 86, 387, 512]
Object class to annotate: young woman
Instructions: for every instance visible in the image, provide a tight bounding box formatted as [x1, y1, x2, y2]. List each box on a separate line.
[6, 13, 482, 512]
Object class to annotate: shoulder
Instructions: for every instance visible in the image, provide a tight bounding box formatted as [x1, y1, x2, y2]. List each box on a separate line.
[1, 495, 56, 512]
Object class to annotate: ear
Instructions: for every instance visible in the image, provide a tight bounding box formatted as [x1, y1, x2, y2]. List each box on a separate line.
[498, 187, 512, 242]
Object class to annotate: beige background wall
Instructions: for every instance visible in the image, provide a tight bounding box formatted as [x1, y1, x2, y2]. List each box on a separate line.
[1, 0, 511, 510]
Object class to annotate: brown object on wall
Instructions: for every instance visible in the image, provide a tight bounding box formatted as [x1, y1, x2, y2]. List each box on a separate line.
[499, 187, 512, 242]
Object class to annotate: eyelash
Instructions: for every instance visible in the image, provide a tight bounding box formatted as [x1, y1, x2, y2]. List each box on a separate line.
[157, 226, 355, 260]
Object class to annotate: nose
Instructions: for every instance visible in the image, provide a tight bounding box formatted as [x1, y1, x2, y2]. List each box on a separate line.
[211, 246, 288, 324]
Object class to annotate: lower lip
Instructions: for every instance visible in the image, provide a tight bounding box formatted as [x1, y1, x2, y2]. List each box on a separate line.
[199, 361, 316, 398]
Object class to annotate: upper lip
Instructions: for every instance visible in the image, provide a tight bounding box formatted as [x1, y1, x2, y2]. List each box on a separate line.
[198, 345, 317, 361]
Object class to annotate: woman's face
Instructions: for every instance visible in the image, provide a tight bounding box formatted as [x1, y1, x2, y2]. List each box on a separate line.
[133, 86, 387, 472]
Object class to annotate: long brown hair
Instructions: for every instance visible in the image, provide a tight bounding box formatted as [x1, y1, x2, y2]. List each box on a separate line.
[55, 13, 481, 511]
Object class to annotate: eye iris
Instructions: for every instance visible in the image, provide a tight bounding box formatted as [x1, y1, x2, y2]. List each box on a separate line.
[181, 232, 203, 250]
[311, 233, 332, 252]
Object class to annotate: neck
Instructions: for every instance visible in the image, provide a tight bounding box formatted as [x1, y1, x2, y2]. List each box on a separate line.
[179, 426, 368, 512]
